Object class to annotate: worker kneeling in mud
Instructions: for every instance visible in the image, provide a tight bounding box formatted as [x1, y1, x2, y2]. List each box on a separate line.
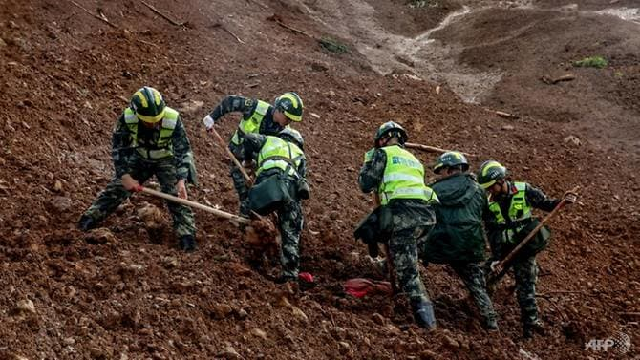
[242, 128, 309, 284]
[356, 121, 438, 329]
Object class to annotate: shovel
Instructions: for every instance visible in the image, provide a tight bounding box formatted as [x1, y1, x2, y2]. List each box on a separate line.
[207, 127, 253, 185]
[136, 186, 275, 243]
[487, 186, 580, 289]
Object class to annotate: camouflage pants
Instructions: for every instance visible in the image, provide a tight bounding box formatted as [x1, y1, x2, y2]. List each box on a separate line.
[82, 158, 196, 239]
[278, 200, 304, 279]
[450, 262, 497, 325]
[389, 226, 432, 304]
[513, 255, 539, 326]
[228, 142, 248, 207]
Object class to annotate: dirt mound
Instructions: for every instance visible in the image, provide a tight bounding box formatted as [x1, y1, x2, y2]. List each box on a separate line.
[0, 0, 637, 359]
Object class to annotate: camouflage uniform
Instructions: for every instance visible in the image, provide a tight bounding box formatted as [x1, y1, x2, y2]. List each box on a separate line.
[205, 96, 286, 209]
[484, 181, 560, 336]
[243, 133, 307, 281]
[421, 173, 497, 328]
[81, 109, 197, 239]
[358, 147, 436, 306]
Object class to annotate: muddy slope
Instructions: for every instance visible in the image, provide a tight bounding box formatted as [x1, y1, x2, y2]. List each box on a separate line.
[0, 0, 638, 359]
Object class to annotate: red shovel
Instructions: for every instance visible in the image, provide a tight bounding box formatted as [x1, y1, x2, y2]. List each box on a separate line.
[344, 278, 393, 298]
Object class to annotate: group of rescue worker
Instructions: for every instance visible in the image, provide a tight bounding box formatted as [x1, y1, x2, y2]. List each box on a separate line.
[76, 86, 577, 339]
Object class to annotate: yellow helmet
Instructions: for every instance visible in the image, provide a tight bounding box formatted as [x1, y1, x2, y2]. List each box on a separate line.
[130, 86, 166, 123]
[274, 92, 303, 122]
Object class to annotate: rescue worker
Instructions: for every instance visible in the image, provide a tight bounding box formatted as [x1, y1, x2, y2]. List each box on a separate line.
[77, 86, 198, 252]
[358, 121, 438, 329]
[420, 152, 498, 330]
[477, 160, 577, 338]
[242, 128, 309, 284]
[202, 93, 304, 214]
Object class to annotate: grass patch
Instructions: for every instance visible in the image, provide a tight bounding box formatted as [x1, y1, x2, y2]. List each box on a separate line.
[573, 55, 608, 69]
[318, 37, 349, 54]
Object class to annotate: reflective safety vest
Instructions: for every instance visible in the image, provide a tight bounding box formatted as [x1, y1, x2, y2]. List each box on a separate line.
[256, 136, 304, 178]
[488, 181, 532, 243]
[378, 145, 437, 205]
[231, 100, 270, 145]
[123, 107, 179, 160]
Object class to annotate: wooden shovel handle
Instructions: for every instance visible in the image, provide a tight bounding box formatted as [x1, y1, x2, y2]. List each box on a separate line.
[209, 128, 252, 183]
[138, 186, 249, 225]
[404, 142, 475, 157]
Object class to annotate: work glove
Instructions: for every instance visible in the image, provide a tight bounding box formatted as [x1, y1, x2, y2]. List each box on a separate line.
[202, 115, 215, 131]
[563, 191, 578, 204]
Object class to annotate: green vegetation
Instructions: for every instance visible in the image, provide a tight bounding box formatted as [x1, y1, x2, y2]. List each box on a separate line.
[573, 55, 608, 69]
[319, 37, 349, 54]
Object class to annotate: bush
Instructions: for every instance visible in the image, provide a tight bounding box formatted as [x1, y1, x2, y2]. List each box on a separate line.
[318, 37, 349, 54]
[573, 56, 608, 69]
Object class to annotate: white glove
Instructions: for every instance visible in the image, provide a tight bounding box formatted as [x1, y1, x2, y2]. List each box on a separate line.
[202, 115, 215, 130]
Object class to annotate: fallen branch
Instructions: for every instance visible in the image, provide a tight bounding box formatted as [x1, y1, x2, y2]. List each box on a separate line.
[619, 312, 640, 316]
[137, 39, 159, 48]
[212, 23, 245, 44]
[141, 0, 185, 27]
[267, 14, 316, 39]
[483, 108, 519, 119]
[68, 0, 118, 29]
[405, 142, 475, 157]
[542, 73, 576, 85]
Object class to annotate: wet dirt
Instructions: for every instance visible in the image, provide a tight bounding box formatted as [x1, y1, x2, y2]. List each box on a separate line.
[0, 0, 638, 359]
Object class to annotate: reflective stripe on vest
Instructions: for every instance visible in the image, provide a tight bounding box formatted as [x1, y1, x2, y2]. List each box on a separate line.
[256, 136, 304, 178]
[488, 181, 532, 242]
[123, 107, 179, 159]
[231, 100, 270, 145]
[377, 145, 437, 205]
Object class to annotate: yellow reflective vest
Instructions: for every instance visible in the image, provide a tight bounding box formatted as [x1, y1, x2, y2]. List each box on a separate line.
[123, 107, 179, 160]
[256, 136, 304, 178]
[488, 181, 533, 243]
[231, 100, 270, 145]
[378, 145, 437, 205]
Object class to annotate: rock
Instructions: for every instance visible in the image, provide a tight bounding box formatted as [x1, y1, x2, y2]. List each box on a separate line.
[0, 38, 6, 47]
[443, 335, 460, 348]
[51, 196, 72, 212]
[179, 100, 204, 114]
[372, 312, 385, 326]
[53, 180, 63, 192]
[161, 256, 179, 268]
[236, 308, 248, 319]
[501, 125, 515, 131]
[338, 341, 350, 354]
[11, 354, 29, 360]
[310, 61, 329, 72]
[85, 228, 117, 244]
[211, 304, 233, 319]
[137, 202, 164, 229]
[291, 306, 309, 323]
[218, 346, 241, 359]
[564, 135, 581, 146]
[275, 294, 291, 308]
[63, 337, 75, 346]
[250, 328, 268, 340]
[14, 299, 35, 315]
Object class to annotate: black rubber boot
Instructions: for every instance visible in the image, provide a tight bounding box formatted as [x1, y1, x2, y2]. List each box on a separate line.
[77, 215, 97, 232]
[523, 320, 544, 339]
[412, 300, 437, 330]
[483, 317, 499, 331]
[179, 235, 197, 253]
